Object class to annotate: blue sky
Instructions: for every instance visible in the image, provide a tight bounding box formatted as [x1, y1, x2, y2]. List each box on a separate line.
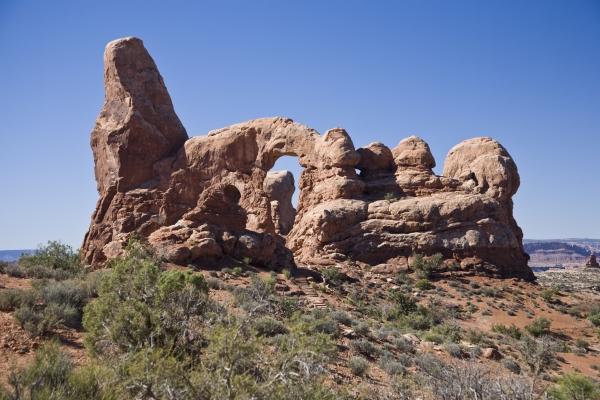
[0, 0, 598, 249]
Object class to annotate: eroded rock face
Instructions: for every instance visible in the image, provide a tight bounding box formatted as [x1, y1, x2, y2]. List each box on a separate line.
[83, 37, 534, 280]
[264, 171, 296, 235]
[586, 255, 599, 268]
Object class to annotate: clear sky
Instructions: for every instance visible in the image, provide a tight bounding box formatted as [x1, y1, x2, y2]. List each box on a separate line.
[0, 0, 598, 249]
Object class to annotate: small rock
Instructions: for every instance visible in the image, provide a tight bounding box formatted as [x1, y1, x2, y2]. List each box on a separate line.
[482, 347, 502, 360]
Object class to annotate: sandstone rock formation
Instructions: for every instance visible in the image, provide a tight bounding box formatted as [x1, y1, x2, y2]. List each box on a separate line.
[586, 255, 599, 268]
[264, 171, 296, 235]
[83, 37, 534, 280]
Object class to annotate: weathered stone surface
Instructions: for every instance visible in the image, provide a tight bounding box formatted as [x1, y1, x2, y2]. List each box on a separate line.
[586, 255, 599, 268]
[264, 171, 296, 235]
[82, 37, 534, 280]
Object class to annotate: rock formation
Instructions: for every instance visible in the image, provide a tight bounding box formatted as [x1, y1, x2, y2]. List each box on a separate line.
[82, 37, 534, 280]
[586, 255, 599, 268]
[264, 171, 296, 235]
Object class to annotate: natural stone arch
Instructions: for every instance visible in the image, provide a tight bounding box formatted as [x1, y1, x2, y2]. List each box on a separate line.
[83, 36, 534, 280]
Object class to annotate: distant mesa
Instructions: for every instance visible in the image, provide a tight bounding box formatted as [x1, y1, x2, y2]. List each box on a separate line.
[82, 37, 534, 281]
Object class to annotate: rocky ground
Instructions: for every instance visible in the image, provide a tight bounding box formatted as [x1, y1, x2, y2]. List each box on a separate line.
[2, 255, 600, 398]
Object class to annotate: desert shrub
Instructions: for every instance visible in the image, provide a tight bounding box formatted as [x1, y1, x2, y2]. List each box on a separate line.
[444, 343, 463, 358]
[541, 288, 560, 303]
[519, 335, 557, 377]
[378, 352, 405, 376]
[393, 336, 415, 353]
[12, 278, 95, 336]
[232, 273, 298, 318]
[353, 321, 370, 336]
[3, 263, 26, 278]
[81, 242, 340, 399]
[416, 353, 533, 400]
[429, 321, 462, 343]
[415, 279, 435, 290]
[388, 290, 418, 316]
[16, 241, 82, 280]
[502, 358, 522, 374]
[547, 372, 600, 400]
[588, 308, 600, 327]
[0, 341, 116, 400]
[492, 323, 523, 339]
[526, 317, 551, 337]
[351, 338, 379, 358]
[575, 338, 591, 352]
[411, 253, 443, 279]
[330, 309, 353, 326]
[0, 288, 32, 312]
[465, 328, 485, 345]
[282, 268, 292, 280]
[348, 356, 369, 376]
[423, 329, 445, 344]
[254, 316, 288, 337]
[206, 276, 224, 290]
[321, 267, 344, 286]
[84, 244, 212, 358]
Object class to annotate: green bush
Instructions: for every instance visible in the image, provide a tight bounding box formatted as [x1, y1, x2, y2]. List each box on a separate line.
[526, 317, 551, 337]
[321, 267, 344, 286]
[0, 288, 31, 312]
[351, 338, 379, 357]
[547, 372, 600, 400]
[388, 290, 418, 315]
[588, 309, 600, 327]
[411, 253, 443, 280]
[254, 316, 288, 337]
[84, 243, 211, 357]
[541, 288, 559, 303]
[18, 241, 82, 279]
[13, 278, 96, 336]
[491, 323, 523, 339]
[378, 353, 405, 376]
[348, 356, 369, 376]
[415, 279, 435, 290]
[80, 242, 340, 399]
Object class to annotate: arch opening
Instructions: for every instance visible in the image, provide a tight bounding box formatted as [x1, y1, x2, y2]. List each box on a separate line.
[263, 155, 302, 239]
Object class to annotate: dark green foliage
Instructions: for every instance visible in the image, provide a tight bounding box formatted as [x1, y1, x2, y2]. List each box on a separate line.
[11, 241, 83, 280]
[588, 306, 600, 327]
[415, 279, 435, 290]
[378, 353, 405, 376]
[547, 372, 600, 400]
[232, 273, 299, 318]
[0, 342, 115, 400]
[492, 323, 523, 340]
[83, 242, 211, 357]
[254, 316, 288, 337]
[78, 241, 340, 399]
[348, 356, 369, 376]
[388, 290, 417, 316]
[0, 289, 32, 312]
[351, 338, 379, 358]
[12, 276, 99, 336]
[411, 253, 443, 280]
[525, 317, 551, 337]
[321, 267, 344, 287]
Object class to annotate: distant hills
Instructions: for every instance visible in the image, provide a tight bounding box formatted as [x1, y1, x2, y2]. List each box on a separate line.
[524, 238, 599, 270]
[0, 250, 34, 262]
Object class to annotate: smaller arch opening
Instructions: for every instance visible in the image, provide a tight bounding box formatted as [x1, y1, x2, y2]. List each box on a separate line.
[265, 155, 302, 236]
